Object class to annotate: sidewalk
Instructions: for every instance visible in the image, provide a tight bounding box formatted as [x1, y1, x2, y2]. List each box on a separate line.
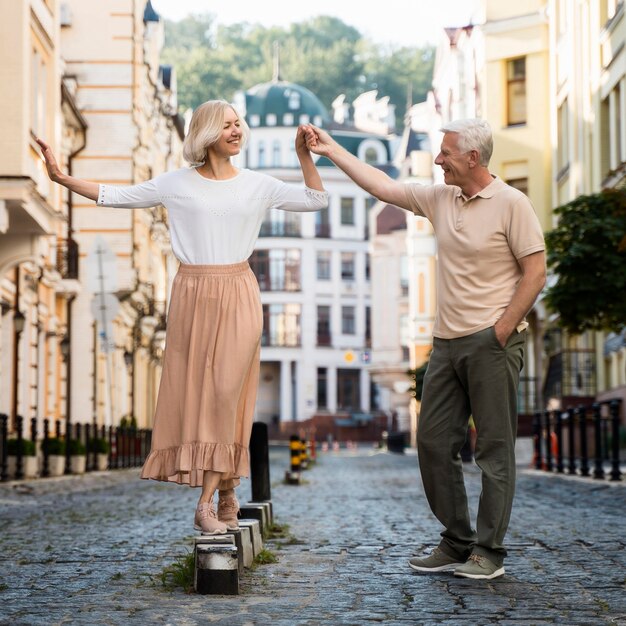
[0, 446, 625, 625]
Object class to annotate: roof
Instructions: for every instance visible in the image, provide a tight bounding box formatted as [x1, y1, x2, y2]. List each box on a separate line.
[245, 80, 330, 127]
[143, 0, 160, 23]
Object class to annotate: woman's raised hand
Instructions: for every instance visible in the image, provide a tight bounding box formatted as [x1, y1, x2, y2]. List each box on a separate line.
[303, 124, 334, 158]
[35, 138, 63, 183]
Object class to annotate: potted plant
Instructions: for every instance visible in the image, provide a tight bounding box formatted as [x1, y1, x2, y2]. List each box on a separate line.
[88, 437, 110, 471]
[7, 438, 38, 479]
[69, 438, 87, 474]
[41, 437, 66, 476]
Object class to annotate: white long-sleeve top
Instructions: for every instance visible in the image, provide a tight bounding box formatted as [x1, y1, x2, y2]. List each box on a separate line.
[97, 167, 329, 265]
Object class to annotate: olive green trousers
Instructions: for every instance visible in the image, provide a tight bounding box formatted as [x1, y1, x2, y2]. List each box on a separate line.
[417, 326, 526, 567]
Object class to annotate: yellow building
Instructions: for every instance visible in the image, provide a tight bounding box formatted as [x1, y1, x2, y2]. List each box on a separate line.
[0, 0, 183, 454]
[547, 0, 625, 410]
[481, 1, 552, 424]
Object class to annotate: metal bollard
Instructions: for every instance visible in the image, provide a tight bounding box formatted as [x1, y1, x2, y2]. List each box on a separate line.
[15, 415, 24, 480]
[42, 418, 50, 478]
[554, 410, 564, 473]
[285, 434, 301, 484]
[299, 437, 309, 470]
[566, 408, 577, 475]
[544, 410, 553, 472]
[592, 403, 604, 479]
[609, 400, 622, 481]
[250, 422, 271, 502]
[578, 405, 589, 477]
[0, 413, 8, 482]
[532, 412, 542, 470]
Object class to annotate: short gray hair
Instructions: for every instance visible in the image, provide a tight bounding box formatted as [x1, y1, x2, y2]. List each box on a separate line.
[440, 118, 493, 166]
[182, 100, 250, 166]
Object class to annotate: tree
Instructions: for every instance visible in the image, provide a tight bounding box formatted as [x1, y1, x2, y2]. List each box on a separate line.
[545, 188, 626, 334]
[160, 13, 434, 125]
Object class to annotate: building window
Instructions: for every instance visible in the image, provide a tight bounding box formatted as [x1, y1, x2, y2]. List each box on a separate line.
[262, 303, 301, 347]
[299, 114, 310, 124]
[365, 306, 371, 348]
[315, 209, 331, 238]
[258, 142, 266, 167]
[506, 177, 529, 195]
[340, 197, 355, 225]
[272, 140, 281, 167]
[342, 306, 355, 334]
[250, 249, 301, 291]
[316, 251, 331, 280]
[317, 367, 328, 409]
[249, 114, 260, 127]
[266, 113, 277, 126]
[259, 209, 301, 237]
[365, 253, 370, 281]
[341, 252, 355, 280]
[283, 113, 294, 125]
[400, 256, 409, 296]
[557, 99, 569, 176]
[365, 147, 378, 164]
[507, 57, 526, 126]
[31, 49, 47, 137]
[317, 305, 331, 346]
[337, 368, 360, 411]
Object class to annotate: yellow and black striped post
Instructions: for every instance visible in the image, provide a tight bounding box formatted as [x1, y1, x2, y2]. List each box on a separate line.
[299, 437, 309, 470]
[285, 434, 301, 484]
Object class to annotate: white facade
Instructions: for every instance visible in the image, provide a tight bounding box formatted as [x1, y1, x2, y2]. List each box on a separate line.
[237, 89, 397, 423]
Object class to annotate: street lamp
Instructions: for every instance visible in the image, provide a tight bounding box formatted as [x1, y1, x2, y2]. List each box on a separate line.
[13, 309, 25, 334]
[11, 309, 26, 430]
[60, 335, 70, 362]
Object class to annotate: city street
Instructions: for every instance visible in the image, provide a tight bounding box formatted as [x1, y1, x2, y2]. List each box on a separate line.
[1, 445, 625, 625]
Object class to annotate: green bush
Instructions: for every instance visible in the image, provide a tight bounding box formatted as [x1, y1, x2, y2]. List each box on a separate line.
[7, 438, 36, 456]
[87, 437, 110, 454]
[41, 437, 65, 455]
[119, 415, 137, 429]
[68, 438, 86, 455]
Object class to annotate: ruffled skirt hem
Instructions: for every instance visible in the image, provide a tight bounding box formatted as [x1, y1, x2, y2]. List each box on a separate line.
[140, 442, 249, 487]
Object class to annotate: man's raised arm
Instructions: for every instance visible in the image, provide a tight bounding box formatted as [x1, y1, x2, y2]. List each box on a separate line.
[304, 124, 411, 211]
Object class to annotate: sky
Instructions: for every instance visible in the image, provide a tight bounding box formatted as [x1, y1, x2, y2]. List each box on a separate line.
[150, 0, 484, 48]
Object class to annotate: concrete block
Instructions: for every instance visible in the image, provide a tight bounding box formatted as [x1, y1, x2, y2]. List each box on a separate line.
[284, 470, 301, 485]
[194, 544, 239, 595]
[247, 501, 273, 527]
[239, 503, 267, 534]
[238, 519, 262, 557]
[233, 526, 254, 569]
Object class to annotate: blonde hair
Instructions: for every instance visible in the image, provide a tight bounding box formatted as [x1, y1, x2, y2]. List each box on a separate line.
[182, 100, 250, 165]
[440, 118, 493, 166]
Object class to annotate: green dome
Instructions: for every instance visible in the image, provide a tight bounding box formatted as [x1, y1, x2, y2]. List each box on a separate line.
[244, 81, 330, 127]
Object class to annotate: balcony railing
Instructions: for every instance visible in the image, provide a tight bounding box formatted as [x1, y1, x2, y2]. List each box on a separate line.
[317, 333, 332, 347]
[544, 349, 597, 400]
[315, 224, 331, 238]
[259, 222, 301, 237]
[56, 238, 79, 280]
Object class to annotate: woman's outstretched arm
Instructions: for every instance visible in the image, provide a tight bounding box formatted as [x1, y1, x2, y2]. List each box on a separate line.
[295, 126, 325, 192]
[36, 138, 99, 201]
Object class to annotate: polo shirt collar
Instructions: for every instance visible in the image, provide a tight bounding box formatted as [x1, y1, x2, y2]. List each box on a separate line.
[456, 175, 503, 201]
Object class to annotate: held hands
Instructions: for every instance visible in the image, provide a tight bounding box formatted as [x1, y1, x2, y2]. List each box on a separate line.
[302, 124, 334, 157]
[35, 138, 63, 183]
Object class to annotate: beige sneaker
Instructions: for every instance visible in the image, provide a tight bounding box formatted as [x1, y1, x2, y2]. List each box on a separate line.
[217, 491, 240, 530]
[454, 554, 505, 580]
[408, 547, 464, 572]
[194, 502, 227, 535]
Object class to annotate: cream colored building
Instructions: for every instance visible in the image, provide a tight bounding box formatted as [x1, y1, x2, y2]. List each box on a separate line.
[546, 0, 625, 409]
[481, 1, 552, 420]
[0, 0, 183, 443]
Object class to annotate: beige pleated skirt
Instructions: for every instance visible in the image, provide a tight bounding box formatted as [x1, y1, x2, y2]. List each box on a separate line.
[140, 261, 263, 488]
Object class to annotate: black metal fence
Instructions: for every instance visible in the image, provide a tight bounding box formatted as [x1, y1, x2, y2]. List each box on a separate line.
[532, 399, 623, 481]
[0, 413, 151, 482]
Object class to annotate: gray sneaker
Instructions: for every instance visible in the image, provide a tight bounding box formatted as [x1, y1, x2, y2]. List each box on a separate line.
[408, 548, 464, 572]
[454, 554, 505, 580]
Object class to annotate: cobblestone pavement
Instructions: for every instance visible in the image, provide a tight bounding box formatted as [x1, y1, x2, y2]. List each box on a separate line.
[1, 445, 625, 626]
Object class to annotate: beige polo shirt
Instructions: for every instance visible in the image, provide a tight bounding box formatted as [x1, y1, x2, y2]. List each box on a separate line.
[404, 176, 545, 339]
